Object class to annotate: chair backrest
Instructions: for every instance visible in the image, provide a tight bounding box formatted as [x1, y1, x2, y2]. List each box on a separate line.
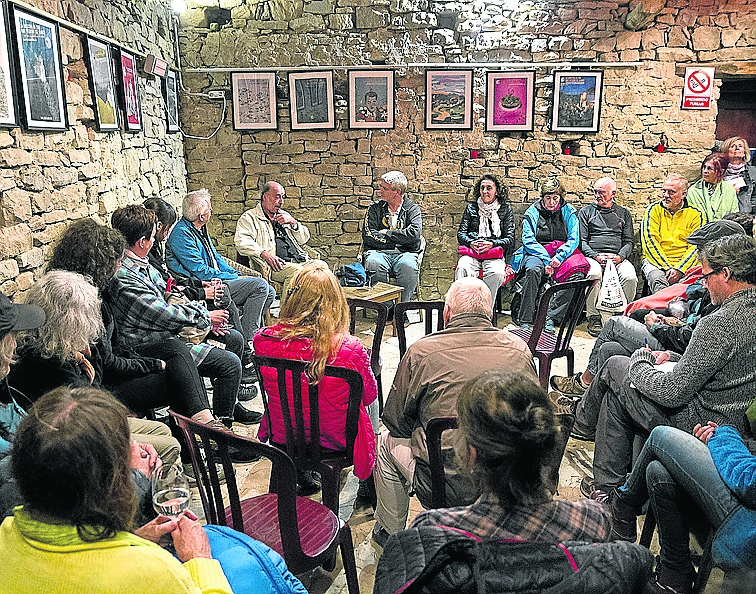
[347, 297, 388, 375]
[529, 278, 595, 354]
[544, 413, 575, 495]
[395, 300, 445, 359]
[251, 355, 364, 469]
[168, 409, 305, 560]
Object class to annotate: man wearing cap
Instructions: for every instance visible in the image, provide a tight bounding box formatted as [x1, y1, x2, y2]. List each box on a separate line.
[641, 173, 705, 294]
[562, 232, 756, 502]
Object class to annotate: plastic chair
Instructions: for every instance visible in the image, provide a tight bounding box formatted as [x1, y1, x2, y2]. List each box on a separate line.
[347, 297, 388, 414]
[394, 300, 445, 360]
[510, 278, 595, 389]
[168, 409, 360, 594]
[251, 354, 364, 517]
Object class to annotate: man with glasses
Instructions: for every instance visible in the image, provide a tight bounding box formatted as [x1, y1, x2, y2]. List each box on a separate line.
[641, 173, 705, 294]
[572, 232, 756, 503]
[234, 181, 324, 306]
[580, 177, 637, 336]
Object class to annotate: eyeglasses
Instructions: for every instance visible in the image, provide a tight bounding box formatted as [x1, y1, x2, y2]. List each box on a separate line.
[700, 269, 722, 283]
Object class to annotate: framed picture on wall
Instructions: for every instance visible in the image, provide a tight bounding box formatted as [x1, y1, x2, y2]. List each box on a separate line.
[118, 48, 142, 132]
[84, 35, 119, 131]
[348, 70, 394, 129]
[231, 71, 277, 130]
[486, 71, 534, 132]
[10, 5, 67, 131]
[0, 2, 17, 128]
[288, 70, 334, 130]
[425, 70, 473, 130]
[164, 69, 179, 133]
[551, 70, 603, 133]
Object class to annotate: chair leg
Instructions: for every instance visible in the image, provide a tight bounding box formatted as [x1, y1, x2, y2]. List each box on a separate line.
[639, 507, 656, 548]
[566, 350, 575, 377]
[339, 523, 360, 594]
[320, 468, 340, 518]
[538, 356, 549, 390]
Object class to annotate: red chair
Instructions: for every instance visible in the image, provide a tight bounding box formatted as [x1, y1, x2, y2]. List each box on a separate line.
[510, 278, 595, 390]
[169, 410, 360, 594]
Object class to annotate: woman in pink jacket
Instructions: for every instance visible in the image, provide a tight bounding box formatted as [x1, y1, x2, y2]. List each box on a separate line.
[253, 261, 378, 495]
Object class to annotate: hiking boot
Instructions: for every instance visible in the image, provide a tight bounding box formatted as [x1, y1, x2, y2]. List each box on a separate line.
[548, 391, 579, 416]
[587, 315, 603, 337]
[372, 523, 391, 548]
[550, 373, 587, 396]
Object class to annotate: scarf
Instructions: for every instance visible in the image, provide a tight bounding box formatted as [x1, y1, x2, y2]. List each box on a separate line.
[477, 198, 501, 238]
[724, 162, 747, 192]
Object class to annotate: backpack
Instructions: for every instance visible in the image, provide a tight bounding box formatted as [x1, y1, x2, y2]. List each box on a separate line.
[334, 262, 366, 287]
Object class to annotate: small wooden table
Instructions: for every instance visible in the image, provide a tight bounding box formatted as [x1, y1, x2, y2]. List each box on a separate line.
[342, 281, 403, 335]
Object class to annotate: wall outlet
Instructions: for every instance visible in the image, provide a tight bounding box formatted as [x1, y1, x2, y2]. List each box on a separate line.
[207, 90, 226, 99]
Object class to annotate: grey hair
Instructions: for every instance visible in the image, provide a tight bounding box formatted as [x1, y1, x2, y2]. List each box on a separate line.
[182, 188, 212, 221]
[261, 181, 281, 199]
[18, 271, 103, 362]
[666, 173, 688, 193]
[699, 234, 756, 284]
[381, 171, 408, 194]
[0, 332, 16, 379]
[445, 277, 492, 317]
[594, 177, 616, 193]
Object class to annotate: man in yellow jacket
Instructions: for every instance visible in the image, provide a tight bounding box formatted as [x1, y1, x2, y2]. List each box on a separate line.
[641, 173, 705, 294]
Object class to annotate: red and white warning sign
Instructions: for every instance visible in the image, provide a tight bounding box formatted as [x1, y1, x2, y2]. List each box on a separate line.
[682, 67, 714, 110]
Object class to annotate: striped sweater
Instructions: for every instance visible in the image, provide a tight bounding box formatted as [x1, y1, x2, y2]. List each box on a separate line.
[640, 200, 704, 273]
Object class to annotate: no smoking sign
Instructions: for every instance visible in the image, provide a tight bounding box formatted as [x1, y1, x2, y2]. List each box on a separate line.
[682, 67, 715, 110]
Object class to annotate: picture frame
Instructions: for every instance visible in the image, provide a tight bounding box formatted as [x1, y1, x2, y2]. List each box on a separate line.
[551, 70, 603, 133]
[118, 48, 142, 132]
[84, 35, 119, 132]
[288, 70, 334, 130]
[164, 69, 179, 133]
[425, 70, 473, 130]
[0, 2, 17, 128]
[485, 71, 535, 132]
[10, 5, 67, 131]
[231, 71, 277, 130]
[348, 69, 394, 129]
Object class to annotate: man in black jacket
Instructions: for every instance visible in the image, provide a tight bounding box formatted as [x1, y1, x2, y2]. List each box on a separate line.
[363, 171, 423, 307]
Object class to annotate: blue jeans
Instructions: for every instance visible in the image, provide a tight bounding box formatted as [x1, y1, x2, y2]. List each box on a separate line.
[364, 250, 419, 302]
[618, 426, 740, 573]
[586, 316, 661, 376]
[227, 277, 275, 342]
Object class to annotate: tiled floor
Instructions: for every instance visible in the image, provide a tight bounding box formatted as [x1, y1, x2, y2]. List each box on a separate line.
[196, 312, 722, 594]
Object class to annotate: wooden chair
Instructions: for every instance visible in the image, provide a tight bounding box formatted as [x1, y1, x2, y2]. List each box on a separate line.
[394, 300, 445, 360]
[251, 355, 364, 517]
[509, 278, 595, 389]
[347, 297, 388, 414]
[169, 409, 360, 594]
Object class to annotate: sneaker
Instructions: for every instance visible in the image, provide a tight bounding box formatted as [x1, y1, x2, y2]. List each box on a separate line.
[581, 477, 613, 504]
[548, 390, 579, 416]
[238, 382, 258, 402]
[353, 476, 377, 514]
[232, 403, 263, 425]
[643, 571, 693, 594]
[587, 315, 603, 337]
[519, 322, 531, 331]
[372, 523, 390, 548]
[580, 476, 596, 499]
[544, 317, 555, 334]
[610, 495, 638, 541]
[183, 461, 226, 486]
[550, 373, 587, 396]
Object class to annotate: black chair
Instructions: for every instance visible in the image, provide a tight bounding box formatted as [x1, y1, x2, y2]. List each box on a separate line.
[169, 409, 360, 594]
[251, 355, 364, 517]
[394, 300, 445, 360]
[347, 297, 388, 414]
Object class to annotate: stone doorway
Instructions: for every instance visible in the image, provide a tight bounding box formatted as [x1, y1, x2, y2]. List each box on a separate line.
[716, 78, 756, 163]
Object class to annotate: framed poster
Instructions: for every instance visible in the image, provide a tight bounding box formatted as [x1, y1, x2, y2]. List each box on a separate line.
[486, 71, 534, 132]
[348, 69, 394, 129]
[164, 69, 179, 133]
[288, 70, 334, 130]
[118, 48, 142, 132]
[84, 36, 118, 131]
[0, 2, 17, 128]
[551, 70, 603, 133]
[231, 71, 277, 130]
[425, 70, 473, 130]
[10, 5, 67, 131]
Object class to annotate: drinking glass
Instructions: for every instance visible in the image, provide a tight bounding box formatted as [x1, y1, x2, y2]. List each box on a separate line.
[211, 278, 231, 331]
[151, 464, 191, 518]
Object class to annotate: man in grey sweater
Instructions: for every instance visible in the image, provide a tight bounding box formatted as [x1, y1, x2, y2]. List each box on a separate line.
[579, 234, 756, 502]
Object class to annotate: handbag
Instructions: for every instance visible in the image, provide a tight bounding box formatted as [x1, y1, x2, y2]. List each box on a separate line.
[596, 259, 627, 313]
[458, 245, 504, 260]
[542, 241, 590, 283]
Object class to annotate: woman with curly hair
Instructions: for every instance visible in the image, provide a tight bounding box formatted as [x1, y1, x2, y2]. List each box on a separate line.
[253, 261, 378, 493]
[686, 152, 738, 223]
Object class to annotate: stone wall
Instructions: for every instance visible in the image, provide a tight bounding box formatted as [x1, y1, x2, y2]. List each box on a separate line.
[181, 0, 756, 299]
[0, 0, 186, 297]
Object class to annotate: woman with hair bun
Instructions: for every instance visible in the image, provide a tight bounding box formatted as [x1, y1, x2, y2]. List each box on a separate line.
[686, 152, 738, 223]
[409, 369, 610, 541]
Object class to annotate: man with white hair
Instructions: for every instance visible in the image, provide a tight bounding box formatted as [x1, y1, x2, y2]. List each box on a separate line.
[363, 171, 423, 317]
[371, 277, 538, 546]
[579, 177, 637, 336]
[165, 189, 275, 350]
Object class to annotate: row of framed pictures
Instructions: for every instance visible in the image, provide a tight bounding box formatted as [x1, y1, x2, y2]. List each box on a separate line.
[231, 69, 604, 133]
[0, 1, 179, 133]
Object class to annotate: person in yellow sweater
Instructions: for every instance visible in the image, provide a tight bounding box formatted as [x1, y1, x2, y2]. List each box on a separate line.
[641, 173, 705, 294]
[0, 386, 232, 594]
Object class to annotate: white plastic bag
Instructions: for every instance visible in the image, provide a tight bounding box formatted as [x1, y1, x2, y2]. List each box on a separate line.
[596, 259, 627, 313]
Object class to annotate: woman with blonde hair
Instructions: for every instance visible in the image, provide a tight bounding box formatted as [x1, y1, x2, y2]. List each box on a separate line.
[253, 261, 378, 494]
[721, 136, 756, 214]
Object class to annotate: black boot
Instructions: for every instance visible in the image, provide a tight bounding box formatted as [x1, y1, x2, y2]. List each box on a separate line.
[353, 473, 377, 514]
[296, 469, 321, 497]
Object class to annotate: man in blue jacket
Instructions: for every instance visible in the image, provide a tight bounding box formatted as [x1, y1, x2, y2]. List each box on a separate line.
[166, 189, 275, 349]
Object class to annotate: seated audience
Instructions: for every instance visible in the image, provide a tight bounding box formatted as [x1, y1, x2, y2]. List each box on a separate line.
[612, 424, 756, 594]
[253, 261, 377, 495]
[455, 174, 515, 307]
[686, 152, 738, 223]
[165, 189, 275, 347]
[372, 277, 537, 546]
[721, 136, 756, 214]
[641, 174, 704, 294]
[580, 176, 637, 336]
[510, 177, 583, 333]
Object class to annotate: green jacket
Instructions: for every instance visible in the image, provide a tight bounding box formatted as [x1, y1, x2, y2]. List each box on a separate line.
[686, 179, 738, 223]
